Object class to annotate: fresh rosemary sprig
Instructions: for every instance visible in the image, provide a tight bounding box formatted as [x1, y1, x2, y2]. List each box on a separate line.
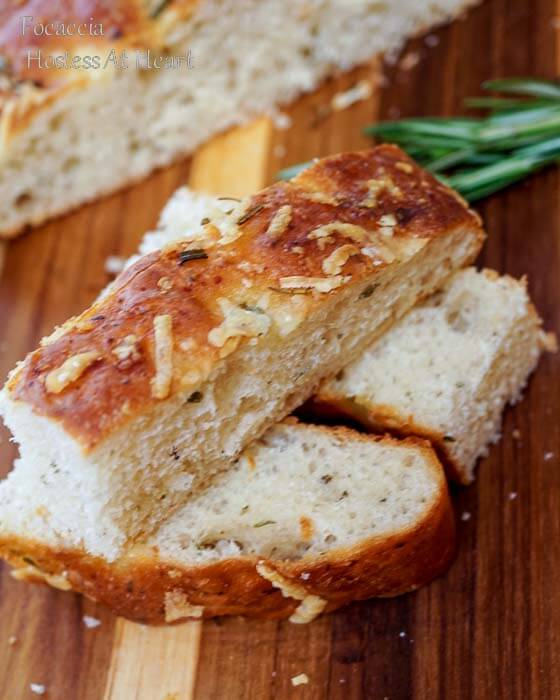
[278, 78, 560, 202]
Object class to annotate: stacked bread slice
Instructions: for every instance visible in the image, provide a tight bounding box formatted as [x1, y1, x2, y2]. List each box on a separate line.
[3, 420, 455, 623]
[312, 268, 555, 483]
[0, 146, 551, 623]
[133, 186, 555, 485]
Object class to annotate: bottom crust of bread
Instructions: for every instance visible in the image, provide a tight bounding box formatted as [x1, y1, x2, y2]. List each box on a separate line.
[0, 477, 455, 624]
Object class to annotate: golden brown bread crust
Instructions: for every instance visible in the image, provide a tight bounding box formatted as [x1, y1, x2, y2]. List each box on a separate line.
[6, 146, 484, 451]
[0, 436, 456, 623]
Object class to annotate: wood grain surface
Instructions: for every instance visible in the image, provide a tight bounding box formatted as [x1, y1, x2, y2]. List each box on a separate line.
[1, 0, 560, 697]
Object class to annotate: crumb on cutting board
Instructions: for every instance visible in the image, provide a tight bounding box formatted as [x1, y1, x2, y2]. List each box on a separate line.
[82, 615, 101, 629]
[291, 673, 309, 687]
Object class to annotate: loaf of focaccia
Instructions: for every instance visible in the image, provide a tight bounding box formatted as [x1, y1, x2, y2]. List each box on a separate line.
[0, 0, 479, 236]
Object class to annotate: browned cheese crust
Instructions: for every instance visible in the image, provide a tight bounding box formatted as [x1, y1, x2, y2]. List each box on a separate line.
[6, 146, 483, 452]
[0, 435, 456, 623]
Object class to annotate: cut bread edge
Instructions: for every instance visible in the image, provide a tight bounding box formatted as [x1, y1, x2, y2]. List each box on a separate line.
[310, 269, 556, 484]
[0, 426, 455, 624]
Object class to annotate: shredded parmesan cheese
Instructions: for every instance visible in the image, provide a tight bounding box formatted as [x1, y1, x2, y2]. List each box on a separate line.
[265, 205, 292, 239]
[289, 595, 327, 624]
[309, 222, 367, 243]
[361, 175, 402, 208]
[268, 295, 310, 336]
[113, 335, 140, 362]
[206, 200, 248, 244]
[164, 590, 204, 622]
[40, 324, 68, 347]
[279, 275, 349, 293]
[362, 244, 396, 265]
[157, 276, 173, 291]
[151, 315, 174, 399]
[12, 566, 72, 591]
[179, 338, 197, 353]
[396, 161, 414, 173]
[379, 214, 397, 228]
[256, 562, 327, 624]
[256, 562, 308, 599]
[322, 244, 359, 275]
[208, 299, 271, 348]
[379, 213, 398, 237]
[298, 190, 339, 206]
[45, 351, 100, 394]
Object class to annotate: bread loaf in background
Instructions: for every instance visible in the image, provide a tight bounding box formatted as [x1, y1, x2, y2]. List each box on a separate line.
[0, 147, 484, 558]
[0, 0, 479, 236]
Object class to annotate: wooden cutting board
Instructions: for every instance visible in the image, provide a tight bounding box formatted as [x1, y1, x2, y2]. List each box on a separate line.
[1, 0, 560, 697]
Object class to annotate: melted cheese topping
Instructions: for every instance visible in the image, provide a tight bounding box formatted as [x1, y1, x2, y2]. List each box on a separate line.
[322, 244, 359, 275]
[164, 590, 204, 622]
[279, 275, 349, 292]
[208, 299, 271, 348]
[267, 295, 310, 336]
[113, 335, 140, 362]
[151, 315, 174, 399]
[299, 190, 339, 206]
[265, 205, 292, 239]
[361, 175, 402, 208]
[309, 222, 368, 243]
[289, 594, 327, 624]
[256, 562, 327, 624]
[45, 351, 100, 394]
[12, 565, 72, 591]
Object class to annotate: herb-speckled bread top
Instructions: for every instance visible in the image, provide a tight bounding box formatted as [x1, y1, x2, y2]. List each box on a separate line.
[4, 146, 483, 451]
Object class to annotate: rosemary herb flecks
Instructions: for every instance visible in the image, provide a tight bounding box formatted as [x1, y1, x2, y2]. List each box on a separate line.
[179, 249, 208, 265]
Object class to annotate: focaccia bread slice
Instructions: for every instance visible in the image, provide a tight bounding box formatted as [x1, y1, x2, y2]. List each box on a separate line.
[0, 147, 483, 557]
[0, 0, 480, 236]
[313, 268, 555, 483]
[0, 421, 455, 623]
[128, 187, 553, 485]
